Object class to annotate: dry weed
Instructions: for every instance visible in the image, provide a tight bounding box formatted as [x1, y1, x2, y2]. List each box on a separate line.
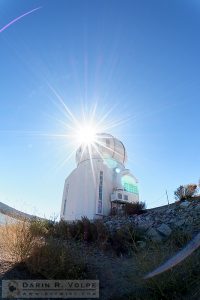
[0, 218, 40, 262]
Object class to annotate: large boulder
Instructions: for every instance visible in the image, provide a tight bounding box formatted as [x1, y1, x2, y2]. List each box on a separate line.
[195, 204, 200, 211]
[174, 219, 185, 227]
[157, 223, 172, 236]
[146, 227, 163, 242]
[180, 201, 190, 208]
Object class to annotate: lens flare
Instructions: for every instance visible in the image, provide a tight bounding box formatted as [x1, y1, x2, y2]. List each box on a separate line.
[144, 231, 200, 279]
[0, 7, 42, 33]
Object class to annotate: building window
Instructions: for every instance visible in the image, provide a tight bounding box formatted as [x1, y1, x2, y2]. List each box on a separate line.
[124, 183, 138, 194]
[98, 171, 103, 214]
[124, 195, 128, 201]
[99, 171, 103, 200]
[106, 139, 110, 147]
[63, 184, 69, 215]
[98, 201, 102, 213]
[118, 193, 122, 199]
[63, 199, 67, 215]
[122, 175, 139, 195]
[99, 191, 102, 200]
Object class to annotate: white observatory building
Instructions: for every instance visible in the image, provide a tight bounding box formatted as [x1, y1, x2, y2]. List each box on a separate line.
[60, 133, 139, 221]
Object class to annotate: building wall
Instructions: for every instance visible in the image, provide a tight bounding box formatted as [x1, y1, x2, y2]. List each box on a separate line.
[60, 158, 139, 220]
[61, 162, 97, 220]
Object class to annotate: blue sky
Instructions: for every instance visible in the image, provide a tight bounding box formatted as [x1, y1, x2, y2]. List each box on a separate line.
[0, 0, 200, 218]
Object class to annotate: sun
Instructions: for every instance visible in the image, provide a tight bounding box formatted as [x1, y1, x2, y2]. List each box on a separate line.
[44, 83, 129, 171]
[75, 124, 98, 146]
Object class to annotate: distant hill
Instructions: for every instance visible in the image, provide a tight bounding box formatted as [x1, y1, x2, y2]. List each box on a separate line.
[0, 201, 39, 222]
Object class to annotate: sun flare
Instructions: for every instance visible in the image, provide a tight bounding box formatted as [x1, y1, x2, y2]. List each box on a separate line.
[75, 124, 98, 146]
[44, 83, 130, 172]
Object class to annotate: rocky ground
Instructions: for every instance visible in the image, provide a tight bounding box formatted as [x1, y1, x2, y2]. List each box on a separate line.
[104, 197, 200, 242]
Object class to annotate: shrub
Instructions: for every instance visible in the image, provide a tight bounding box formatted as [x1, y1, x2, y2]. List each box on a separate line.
[0, 219, 39, 262]
[80, 216, 97, 242]
[123, 202, 146, 216]
[48, 219, 70, 239]
[67, 217, 97, 241]
[25, 239, 88, 279]
[110, 206, 117, 216]
[49, 217, 104, 243]
[109, 224, 146, 255]
[185, 184, 198, 198]
[93, 219, 110, 249]
[174, 184, 198, 201]
[109, 227, 129, 255]
[29, 218, 54, 237]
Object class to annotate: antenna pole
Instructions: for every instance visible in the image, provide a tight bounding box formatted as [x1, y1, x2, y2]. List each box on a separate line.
[166, 190, 169, 207]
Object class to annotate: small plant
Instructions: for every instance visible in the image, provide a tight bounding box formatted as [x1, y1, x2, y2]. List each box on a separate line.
[123, 201, 146, 216]
[109, 224, 146, 255]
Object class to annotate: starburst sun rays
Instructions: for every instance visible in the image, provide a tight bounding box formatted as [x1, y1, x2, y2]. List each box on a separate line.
[45, 84, 128, 178]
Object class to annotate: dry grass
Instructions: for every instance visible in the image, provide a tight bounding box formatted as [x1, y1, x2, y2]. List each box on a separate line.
[0, 218, 88, 280]
[0, 219, 40, 262]
[26, 239, 88, 279]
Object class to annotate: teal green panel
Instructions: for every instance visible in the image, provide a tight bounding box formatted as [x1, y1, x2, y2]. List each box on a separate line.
[121, 175, 139, 194]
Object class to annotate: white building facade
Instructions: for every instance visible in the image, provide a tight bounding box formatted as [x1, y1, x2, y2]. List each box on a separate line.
[60, 133, 139, 221]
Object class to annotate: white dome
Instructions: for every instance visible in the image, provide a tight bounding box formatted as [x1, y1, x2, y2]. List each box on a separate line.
[76, 133, 127, 165]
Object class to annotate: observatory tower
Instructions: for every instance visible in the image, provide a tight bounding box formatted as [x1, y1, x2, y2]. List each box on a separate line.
[60, 133, 139, 220]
